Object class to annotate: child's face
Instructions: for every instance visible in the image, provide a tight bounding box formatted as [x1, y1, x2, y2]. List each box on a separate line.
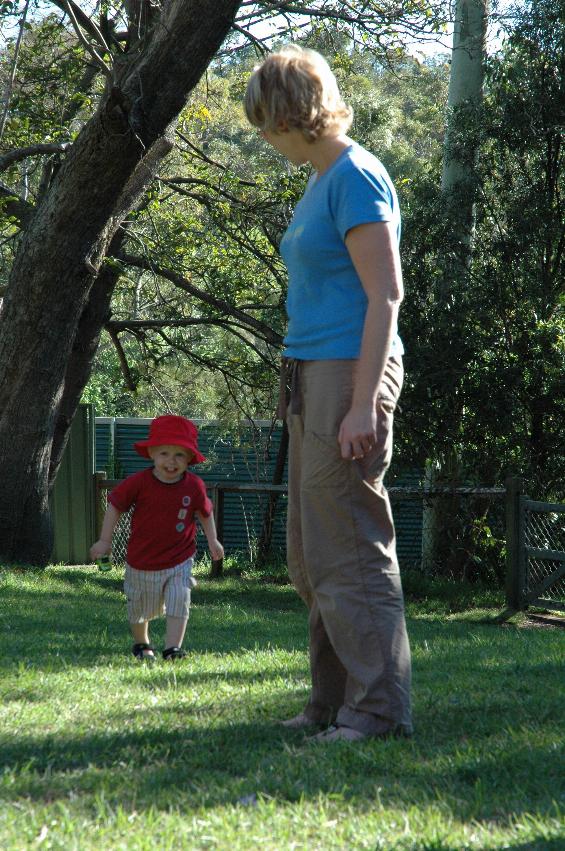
[148, 444, 193, 483]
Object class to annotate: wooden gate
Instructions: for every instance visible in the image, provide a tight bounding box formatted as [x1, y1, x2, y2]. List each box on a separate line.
[505, 477, 565, 614]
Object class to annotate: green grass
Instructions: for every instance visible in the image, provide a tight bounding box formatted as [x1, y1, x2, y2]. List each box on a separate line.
[0, 564, 563, 850]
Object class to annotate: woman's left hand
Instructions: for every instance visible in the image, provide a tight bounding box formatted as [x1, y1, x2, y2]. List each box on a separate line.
[338, 406, 377, 460]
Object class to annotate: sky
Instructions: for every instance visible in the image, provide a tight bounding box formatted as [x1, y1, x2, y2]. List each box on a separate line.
[0, 1, 510, 59]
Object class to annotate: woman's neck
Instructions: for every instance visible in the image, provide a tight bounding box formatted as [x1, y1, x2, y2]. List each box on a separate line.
[308, 134, 352, 176]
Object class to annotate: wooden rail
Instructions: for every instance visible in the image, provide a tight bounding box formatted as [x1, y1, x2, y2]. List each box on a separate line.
[95, 474, 507, 578]
[95, 475, 288, 577]
[204, 481, 506, 577]
[206, 482, 287, 577]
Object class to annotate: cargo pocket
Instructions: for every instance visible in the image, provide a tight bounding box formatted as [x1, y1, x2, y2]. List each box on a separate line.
[302, 429, 348, 491]
[361, 396, 395, 483]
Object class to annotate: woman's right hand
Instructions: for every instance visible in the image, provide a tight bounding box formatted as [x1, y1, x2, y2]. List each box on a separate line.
[338, 405, 377, 460]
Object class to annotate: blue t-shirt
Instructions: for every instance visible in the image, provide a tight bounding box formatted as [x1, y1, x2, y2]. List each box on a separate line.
[280, 142, 404, 360]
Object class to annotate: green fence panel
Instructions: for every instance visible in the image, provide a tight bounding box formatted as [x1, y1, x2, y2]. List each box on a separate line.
[94, 417, 113, 473]
[95, 419, 288, 555]
[94, 418, 422, 561]
[51, 404, 95, 564]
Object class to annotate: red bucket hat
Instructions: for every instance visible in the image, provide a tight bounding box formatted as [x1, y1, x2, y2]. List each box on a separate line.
[134, 415, 206, 464]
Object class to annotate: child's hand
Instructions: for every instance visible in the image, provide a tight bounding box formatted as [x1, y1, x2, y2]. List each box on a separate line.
[209, 540, 224, 561]
[90, 539, 112, 561]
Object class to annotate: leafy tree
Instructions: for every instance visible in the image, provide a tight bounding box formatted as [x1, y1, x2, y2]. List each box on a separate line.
[0, 1, 447, 565]
[421, 0, 489, 575]
[0, 0, 242, 564]
[397, 0, 564, 579]
[470, 0, 564, 495]
[85, 48, 449, 419]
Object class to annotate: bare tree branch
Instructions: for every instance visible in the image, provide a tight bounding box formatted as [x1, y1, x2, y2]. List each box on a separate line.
[0, 181, 34, 227]
[0, 0, 31, 143]
[107, 316, 278, 366]
[158, 177, 287, 283]
[0, 143, 72, 174]
[115, 252, 283, 345]
[175, 132, 256, 185]
[52, 0, 113, 79]
[231, 22, 270, 55]
[158, 329, 275, 390]
[50, 0, 110, 46]
[161, 176, 249, 204]
[234, 0, 450, 54]
[108, 327, 138, 391]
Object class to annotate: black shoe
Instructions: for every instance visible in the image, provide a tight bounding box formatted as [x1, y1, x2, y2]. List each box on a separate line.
[162, 646, 187, 661]
[132, 642, 155, 662]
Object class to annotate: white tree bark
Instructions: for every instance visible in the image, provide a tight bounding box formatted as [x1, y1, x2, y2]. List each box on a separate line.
[442, 0, 489, 193]
[422, 0, 489, 575]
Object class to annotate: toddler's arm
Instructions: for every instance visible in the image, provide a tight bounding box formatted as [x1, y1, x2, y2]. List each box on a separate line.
[90, 503, 122, 560]
[196, 510, 224, 561]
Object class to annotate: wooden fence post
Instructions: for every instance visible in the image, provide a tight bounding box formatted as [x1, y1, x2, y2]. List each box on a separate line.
[505, 476, 524, 611]
[210, 486, 225, 578]
[257, 420, 289, 567]
[94, 471, 107, 539]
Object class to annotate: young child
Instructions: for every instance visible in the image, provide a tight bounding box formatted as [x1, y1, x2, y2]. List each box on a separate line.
[90, 415, 224, 662]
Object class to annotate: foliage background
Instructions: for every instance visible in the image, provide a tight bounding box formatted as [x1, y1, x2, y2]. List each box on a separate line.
[1, 0, 562, 499]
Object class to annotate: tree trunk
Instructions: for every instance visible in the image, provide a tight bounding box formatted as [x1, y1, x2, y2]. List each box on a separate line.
[49, 227, 130, 486]
[257, 420, 289, 567]
[0, 0, 241, 565]
[442, 0, 488, 194]
[423, 0, 488, 575]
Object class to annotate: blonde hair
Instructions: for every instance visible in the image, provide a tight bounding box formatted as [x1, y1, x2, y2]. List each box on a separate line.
[244, 45, 353, 142]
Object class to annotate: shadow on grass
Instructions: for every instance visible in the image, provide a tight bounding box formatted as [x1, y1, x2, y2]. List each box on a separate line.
[0, 713, 562, 829]
[1, 566, 563, 847]
[38, 566, 305, 612]
[406, 846, 565, 851]
[0, 570, 308, 671]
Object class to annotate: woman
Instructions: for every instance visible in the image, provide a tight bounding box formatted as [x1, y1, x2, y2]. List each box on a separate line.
[245, 46, 412, 741]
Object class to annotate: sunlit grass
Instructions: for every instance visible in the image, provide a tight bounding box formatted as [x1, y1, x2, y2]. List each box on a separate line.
[0, 564, 563, 850]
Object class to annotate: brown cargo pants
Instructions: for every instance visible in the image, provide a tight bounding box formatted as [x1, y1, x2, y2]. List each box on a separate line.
[285, 357, 412, 737]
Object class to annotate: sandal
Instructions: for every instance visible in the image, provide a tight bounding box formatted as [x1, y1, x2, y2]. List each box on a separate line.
[280, 712, 321, 730]
[162, 646, 187, 661]
[132, 642, 155, 662]
[309, 724, 367, 743]
[309, 723, 413, 743]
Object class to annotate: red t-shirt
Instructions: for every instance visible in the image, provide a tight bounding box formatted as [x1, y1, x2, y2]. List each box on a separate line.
[108, 468, 213, 571]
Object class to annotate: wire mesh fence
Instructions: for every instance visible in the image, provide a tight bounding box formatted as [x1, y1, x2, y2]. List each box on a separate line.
[523, 499, 565, 611]
[96, 476, 507, 583]
[109, 505, 134, 565]
[392, 487, 506, 582]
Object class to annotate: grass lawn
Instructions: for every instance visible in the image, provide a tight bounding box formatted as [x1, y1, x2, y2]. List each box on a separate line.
[0, 563, 563, 850]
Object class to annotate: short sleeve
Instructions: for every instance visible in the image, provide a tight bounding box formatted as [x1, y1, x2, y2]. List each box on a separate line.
[330, 164, 394, 241]
[193, 476, 213, 517]
[108, 475, 139, 513]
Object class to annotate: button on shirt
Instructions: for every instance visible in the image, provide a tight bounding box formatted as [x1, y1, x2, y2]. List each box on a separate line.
[109, 468, 212, 571]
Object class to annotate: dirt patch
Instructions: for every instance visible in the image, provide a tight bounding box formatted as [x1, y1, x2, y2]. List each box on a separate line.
[524, 613, 565, 629]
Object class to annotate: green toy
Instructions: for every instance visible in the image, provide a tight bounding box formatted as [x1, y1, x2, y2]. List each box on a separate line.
[97, 555, 112, 572]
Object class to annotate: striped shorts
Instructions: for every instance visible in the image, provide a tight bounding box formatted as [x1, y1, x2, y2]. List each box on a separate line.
[124, 558, 195, 623]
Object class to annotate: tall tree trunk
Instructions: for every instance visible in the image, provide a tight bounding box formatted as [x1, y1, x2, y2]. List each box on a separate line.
[423, 0, 488, 575]
[442, 0, 488, 195]
[0, 0, 241, 565]
[49, 227, 130, 486]
[257, 420, 289, 567]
